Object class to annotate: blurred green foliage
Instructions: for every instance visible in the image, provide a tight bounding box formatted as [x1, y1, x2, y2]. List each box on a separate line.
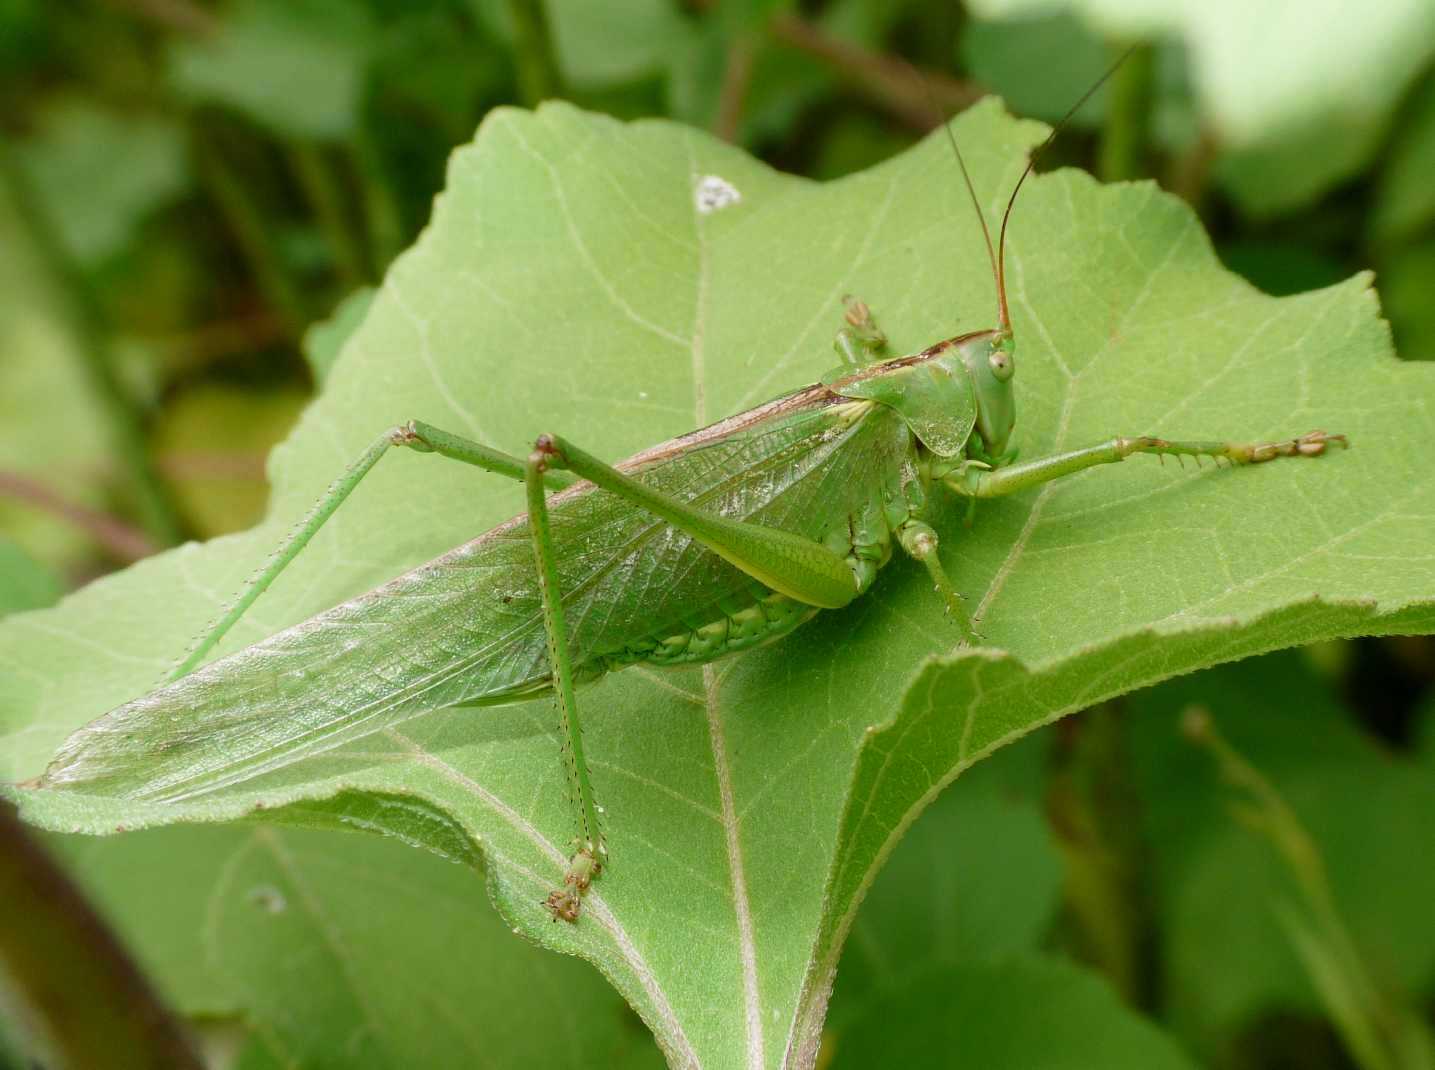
[1, 2, 1432, 1067]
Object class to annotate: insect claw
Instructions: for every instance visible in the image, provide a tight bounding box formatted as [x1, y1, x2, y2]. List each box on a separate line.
[543, 845, 602, 924]
[841, 293, 865, 319]
[543, 889, 582, 923]
[1296, 429, 1347, 456]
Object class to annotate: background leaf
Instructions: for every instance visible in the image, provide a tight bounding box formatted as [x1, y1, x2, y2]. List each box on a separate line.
[816, 733, 1194, 1068]
[168, 0, 377, 141]
[14, 101, 189, 269]
[959, 10, 1111, 127]
[826, 957, 1198, 1069]
[47, 821, 662, 1067]
[149, 383, 309, 539]
[1373, 70, 1435, 246]
[304, 287, 376, 386]
[968, 0, 1435, 216]
[1128, 652, 1435, 1058]
[0, 161, 124, 571]
[4, 100, 1433, 1067]
[0, 539, 60, 618]
[1381, 241, 1435, 362]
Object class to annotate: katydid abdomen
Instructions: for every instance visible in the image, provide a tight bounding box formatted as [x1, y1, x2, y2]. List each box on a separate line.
[40, 388, 918, 803]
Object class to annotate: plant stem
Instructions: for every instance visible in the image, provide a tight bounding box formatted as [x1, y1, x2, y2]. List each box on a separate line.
[714, 31, 757, 143]
[287, 140, 368, 287]
[147, 310, 286, 372]
[0, 800, 205, 1069]
[768, 14, 983, 131]
[1183, 707, 1435, 1070]
[193, 123, 309, 339]
[1166, 128, 1218, 210]
[102, 0, 217, 34]
[349, 128, 406, 275]
[1098, 42, 1153, 182]
[0, 470, 156, 563]
[508, 0, 564, 107]
[1048, 705, 1154, 1006]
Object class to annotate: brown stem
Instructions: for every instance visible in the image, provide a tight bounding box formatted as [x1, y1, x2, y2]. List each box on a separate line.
[156, 450, 269, 481]
[0, 470, 157, 563]
[1097, 42, 1154, 182]
[1166, 127, 1220, 210]
[145, 309, 287, 370]
[101, 0, 218, 35]
[508, 0, 565, 106]
[0, 800, 205, 1069]
[714, 32, 758, 142]
[192, 124, 310, 341]
[769, 14, 984, 130]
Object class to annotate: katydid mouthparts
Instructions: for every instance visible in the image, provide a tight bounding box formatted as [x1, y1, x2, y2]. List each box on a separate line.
[32, 64, 1346, 924]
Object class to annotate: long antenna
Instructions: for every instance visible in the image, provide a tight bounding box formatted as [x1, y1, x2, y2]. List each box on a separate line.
[994, 47, 1136, 337]
[925, 81, 1001, 326]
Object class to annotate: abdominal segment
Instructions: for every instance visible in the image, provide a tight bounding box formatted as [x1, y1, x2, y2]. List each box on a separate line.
[600, 501, 899, 673]
[602, 585, 821, 669]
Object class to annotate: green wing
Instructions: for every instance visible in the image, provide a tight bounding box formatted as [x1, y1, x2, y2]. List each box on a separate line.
[41, 391, 914, 802]
[827, 341, 978, 458]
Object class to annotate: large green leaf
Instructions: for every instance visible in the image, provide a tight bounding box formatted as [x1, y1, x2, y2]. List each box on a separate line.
[3, 100, 1432, 1067]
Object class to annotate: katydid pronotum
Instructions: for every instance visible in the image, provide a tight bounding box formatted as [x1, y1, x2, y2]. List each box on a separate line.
[36, 77, 1346, 925]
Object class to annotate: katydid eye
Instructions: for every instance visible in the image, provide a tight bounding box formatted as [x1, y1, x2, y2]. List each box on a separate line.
[988, 351, 1014, 382]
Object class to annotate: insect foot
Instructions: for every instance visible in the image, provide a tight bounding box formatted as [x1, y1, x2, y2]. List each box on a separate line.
[842, 295, 873, 330]
[1240, 429, 1348, 463]
[896, 520, 978, 644]
[543, 844, 602, 924]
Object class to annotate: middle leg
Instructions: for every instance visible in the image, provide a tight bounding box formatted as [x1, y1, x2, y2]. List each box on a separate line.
[898, 520, 977, 644]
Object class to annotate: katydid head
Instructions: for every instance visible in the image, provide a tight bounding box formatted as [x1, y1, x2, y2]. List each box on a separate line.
[831, 56, 1132, 464]
[932, 87, 1024, 463]
[962, 330, 1017, 462]
[934, 51, 1131, 462]
[936, 118, 1018, 462]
